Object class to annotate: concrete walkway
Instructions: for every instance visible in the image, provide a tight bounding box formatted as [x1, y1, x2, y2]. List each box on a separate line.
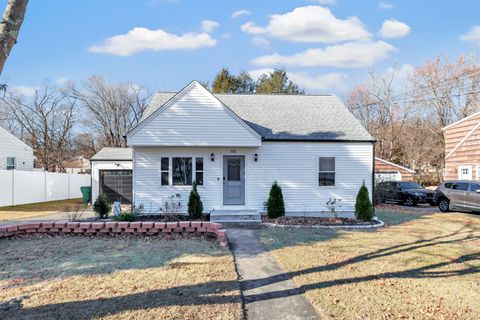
[228, 228, 320, 320]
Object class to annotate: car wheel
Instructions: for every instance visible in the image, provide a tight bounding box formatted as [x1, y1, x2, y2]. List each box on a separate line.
[404, 196, 416, 207]
[438, 198, 449, 212]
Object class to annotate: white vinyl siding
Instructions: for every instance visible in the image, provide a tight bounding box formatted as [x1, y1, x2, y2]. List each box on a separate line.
[128, 82, 261, 147]
[132, 142, 373, 217]
[0, 127, 34, 171]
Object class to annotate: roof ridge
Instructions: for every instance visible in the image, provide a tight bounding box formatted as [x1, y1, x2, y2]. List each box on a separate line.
[153, 91, 335, 97]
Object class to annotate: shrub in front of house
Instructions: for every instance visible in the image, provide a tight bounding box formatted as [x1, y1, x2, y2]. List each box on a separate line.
[113, 211, 136, 222]
[267, 181, 285, 219]
[188, 181, 203, 219]
[355, 185, 374, 221]
[93, 194, 111, 219]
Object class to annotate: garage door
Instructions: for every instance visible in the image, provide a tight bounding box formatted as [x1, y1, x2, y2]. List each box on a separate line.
[99, 170, 132, 204]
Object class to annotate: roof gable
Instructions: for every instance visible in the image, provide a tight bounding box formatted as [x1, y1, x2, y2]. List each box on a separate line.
[138, 90, 374, 142]
[0, 126, 32, 151]
[128, 81, 261, 147]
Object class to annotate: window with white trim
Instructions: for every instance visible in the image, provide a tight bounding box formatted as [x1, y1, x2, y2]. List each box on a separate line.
[161, 157, 169, 185]
[195, 157, 204, 185]
[172, 158, 192, 185]
[319, 157, 335, 186]
[161, 157, 204, 186]
[6, 157, 15, 170]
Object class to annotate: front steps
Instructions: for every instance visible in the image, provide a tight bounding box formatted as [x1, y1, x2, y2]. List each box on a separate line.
[210, 210, 262, 228]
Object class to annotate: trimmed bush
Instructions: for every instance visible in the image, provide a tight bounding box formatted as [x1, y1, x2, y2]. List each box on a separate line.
[113, 211, 136, 222]
[188, 182, 203, 219]
[93, 194, 111, 219]
[355, 185, 374, 221]
[267, 181, 285, 219]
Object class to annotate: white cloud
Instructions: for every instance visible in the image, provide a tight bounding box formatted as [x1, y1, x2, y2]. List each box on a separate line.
[306, 0, 336, 4]
[379, 1, 395, 9]
[460, 25, 480, 42]
[89, 27, 217, 56]
[231, 9, 251, 18]
[252, 40, 396, 68]
[251, 36, 270, 48]
[385, 63, 414, 84]
[201, 20, 219, 33]
[11, 85, 37, 97]
[56, 77, 69, 85]
[379, 19, 411, 39]
[248, 68, 348, 92]
[241, 6, 370, 43]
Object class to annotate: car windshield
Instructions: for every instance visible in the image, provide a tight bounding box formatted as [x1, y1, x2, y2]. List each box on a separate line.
[398, 182, 423, 189]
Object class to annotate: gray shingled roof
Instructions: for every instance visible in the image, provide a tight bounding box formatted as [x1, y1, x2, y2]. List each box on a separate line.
[90, 147, 133, 161]
[140, 93, 374, 142]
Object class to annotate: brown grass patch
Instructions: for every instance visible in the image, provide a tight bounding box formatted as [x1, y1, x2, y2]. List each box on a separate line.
[0, 235, 241, 319]
[259, 210, 480, 319]
[0, 198, 86, 221]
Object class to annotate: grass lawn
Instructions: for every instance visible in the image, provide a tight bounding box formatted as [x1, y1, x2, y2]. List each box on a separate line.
[0, 198, 86, 221]
[0, 236, 242, 319]
[259, 209, 480, 319]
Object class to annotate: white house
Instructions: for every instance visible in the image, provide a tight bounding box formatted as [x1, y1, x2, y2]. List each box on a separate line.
[0, 125, 34, 171]
[120, 81, 374, 220]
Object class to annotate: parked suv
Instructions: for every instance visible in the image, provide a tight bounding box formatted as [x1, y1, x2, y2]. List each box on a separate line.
[434, 180, 480, 213]
[376, 181, 435, 206]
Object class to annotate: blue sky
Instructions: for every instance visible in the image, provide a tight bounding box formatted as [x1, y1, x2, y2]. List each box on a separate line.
[3, 0, 480, 97]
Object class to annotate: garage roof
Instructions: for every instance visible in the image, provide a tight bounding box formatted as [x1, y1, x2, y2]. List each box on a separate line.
[90, 147, 133, 161]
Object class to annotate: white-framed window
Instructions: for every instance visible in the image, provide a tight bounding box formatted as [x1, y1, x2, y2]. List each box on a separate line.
[458, 165, 472, 180]
[319, 157, 335, 186]
[161, 157, 204, 186]
[476, 166, 480, 181]
[6, 157, 15, 170]
[195, 157, 204, 185]
[160, 157, 169, 186]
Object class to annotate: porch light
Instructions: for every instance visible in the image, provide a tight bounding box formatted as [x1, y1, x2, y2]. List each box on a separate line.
[210, 153, 215, 162]
[254, 153, 258, 162]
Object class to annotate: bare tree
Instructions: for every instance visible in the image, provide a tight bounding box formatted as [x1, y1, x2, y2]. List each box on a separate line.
[1, 85, 77, 171]
[347, 55, 480, 184]
[71, 76, 150, 148]
[347, 68, 412, 163]
[0, 0, 28, 74]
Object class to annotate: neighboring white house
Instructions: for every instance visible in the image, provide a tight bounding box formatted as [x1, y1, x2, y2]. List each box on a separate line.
[0, 126, 34, 171]
[90, 148, 132, 204]
[121, 81, 374, 218]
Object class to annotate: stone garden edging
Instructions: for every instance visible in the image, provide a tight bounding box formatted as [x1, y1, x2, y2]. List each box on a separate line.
[262, 218, 385, 229]
[0, 221, 228, 246]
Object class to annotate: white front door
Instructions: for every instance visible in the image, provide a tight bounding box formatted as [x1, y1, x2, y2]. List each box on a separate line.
[458, 165, 472, 180]
[223, 156, 245, 205]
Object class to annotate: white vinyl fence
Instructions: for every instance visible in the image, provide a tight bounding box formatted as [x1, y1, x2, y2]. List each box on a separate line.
[0, 170, 91, 207]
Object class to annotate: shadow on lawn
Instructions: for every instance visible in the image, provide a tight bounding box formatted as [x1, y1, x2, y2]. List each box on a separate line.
[0, 237, 227, 290]
[3, 226, 479, 319]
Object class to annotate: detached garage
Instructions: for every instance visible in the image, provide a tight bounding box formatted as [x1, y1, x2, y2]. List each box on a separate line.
[90, 148, 133, 204]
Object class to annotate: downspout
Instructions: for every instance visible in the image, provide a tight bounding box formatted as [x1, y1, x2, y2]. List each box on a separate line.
[372, 141, 376, 214]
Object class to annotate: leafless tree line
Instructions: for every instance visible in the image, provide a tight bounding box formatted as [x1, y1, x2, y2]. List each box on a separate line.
[0, 76, 150, 171]
[347, 55, 480, 184]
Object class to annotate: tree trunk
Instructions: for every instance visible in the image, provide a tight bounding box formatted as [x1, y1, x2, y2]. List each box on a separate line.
[0, 0, 28, 75]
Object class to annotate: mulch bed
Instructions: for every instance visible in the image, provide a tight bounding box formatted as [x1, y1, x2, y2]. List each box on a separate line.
[262, 216, 380, 226]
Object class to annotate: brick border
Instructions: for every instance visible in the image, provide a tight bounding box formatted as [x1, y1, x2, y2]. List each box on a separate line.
[0, 221, 228, 246]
